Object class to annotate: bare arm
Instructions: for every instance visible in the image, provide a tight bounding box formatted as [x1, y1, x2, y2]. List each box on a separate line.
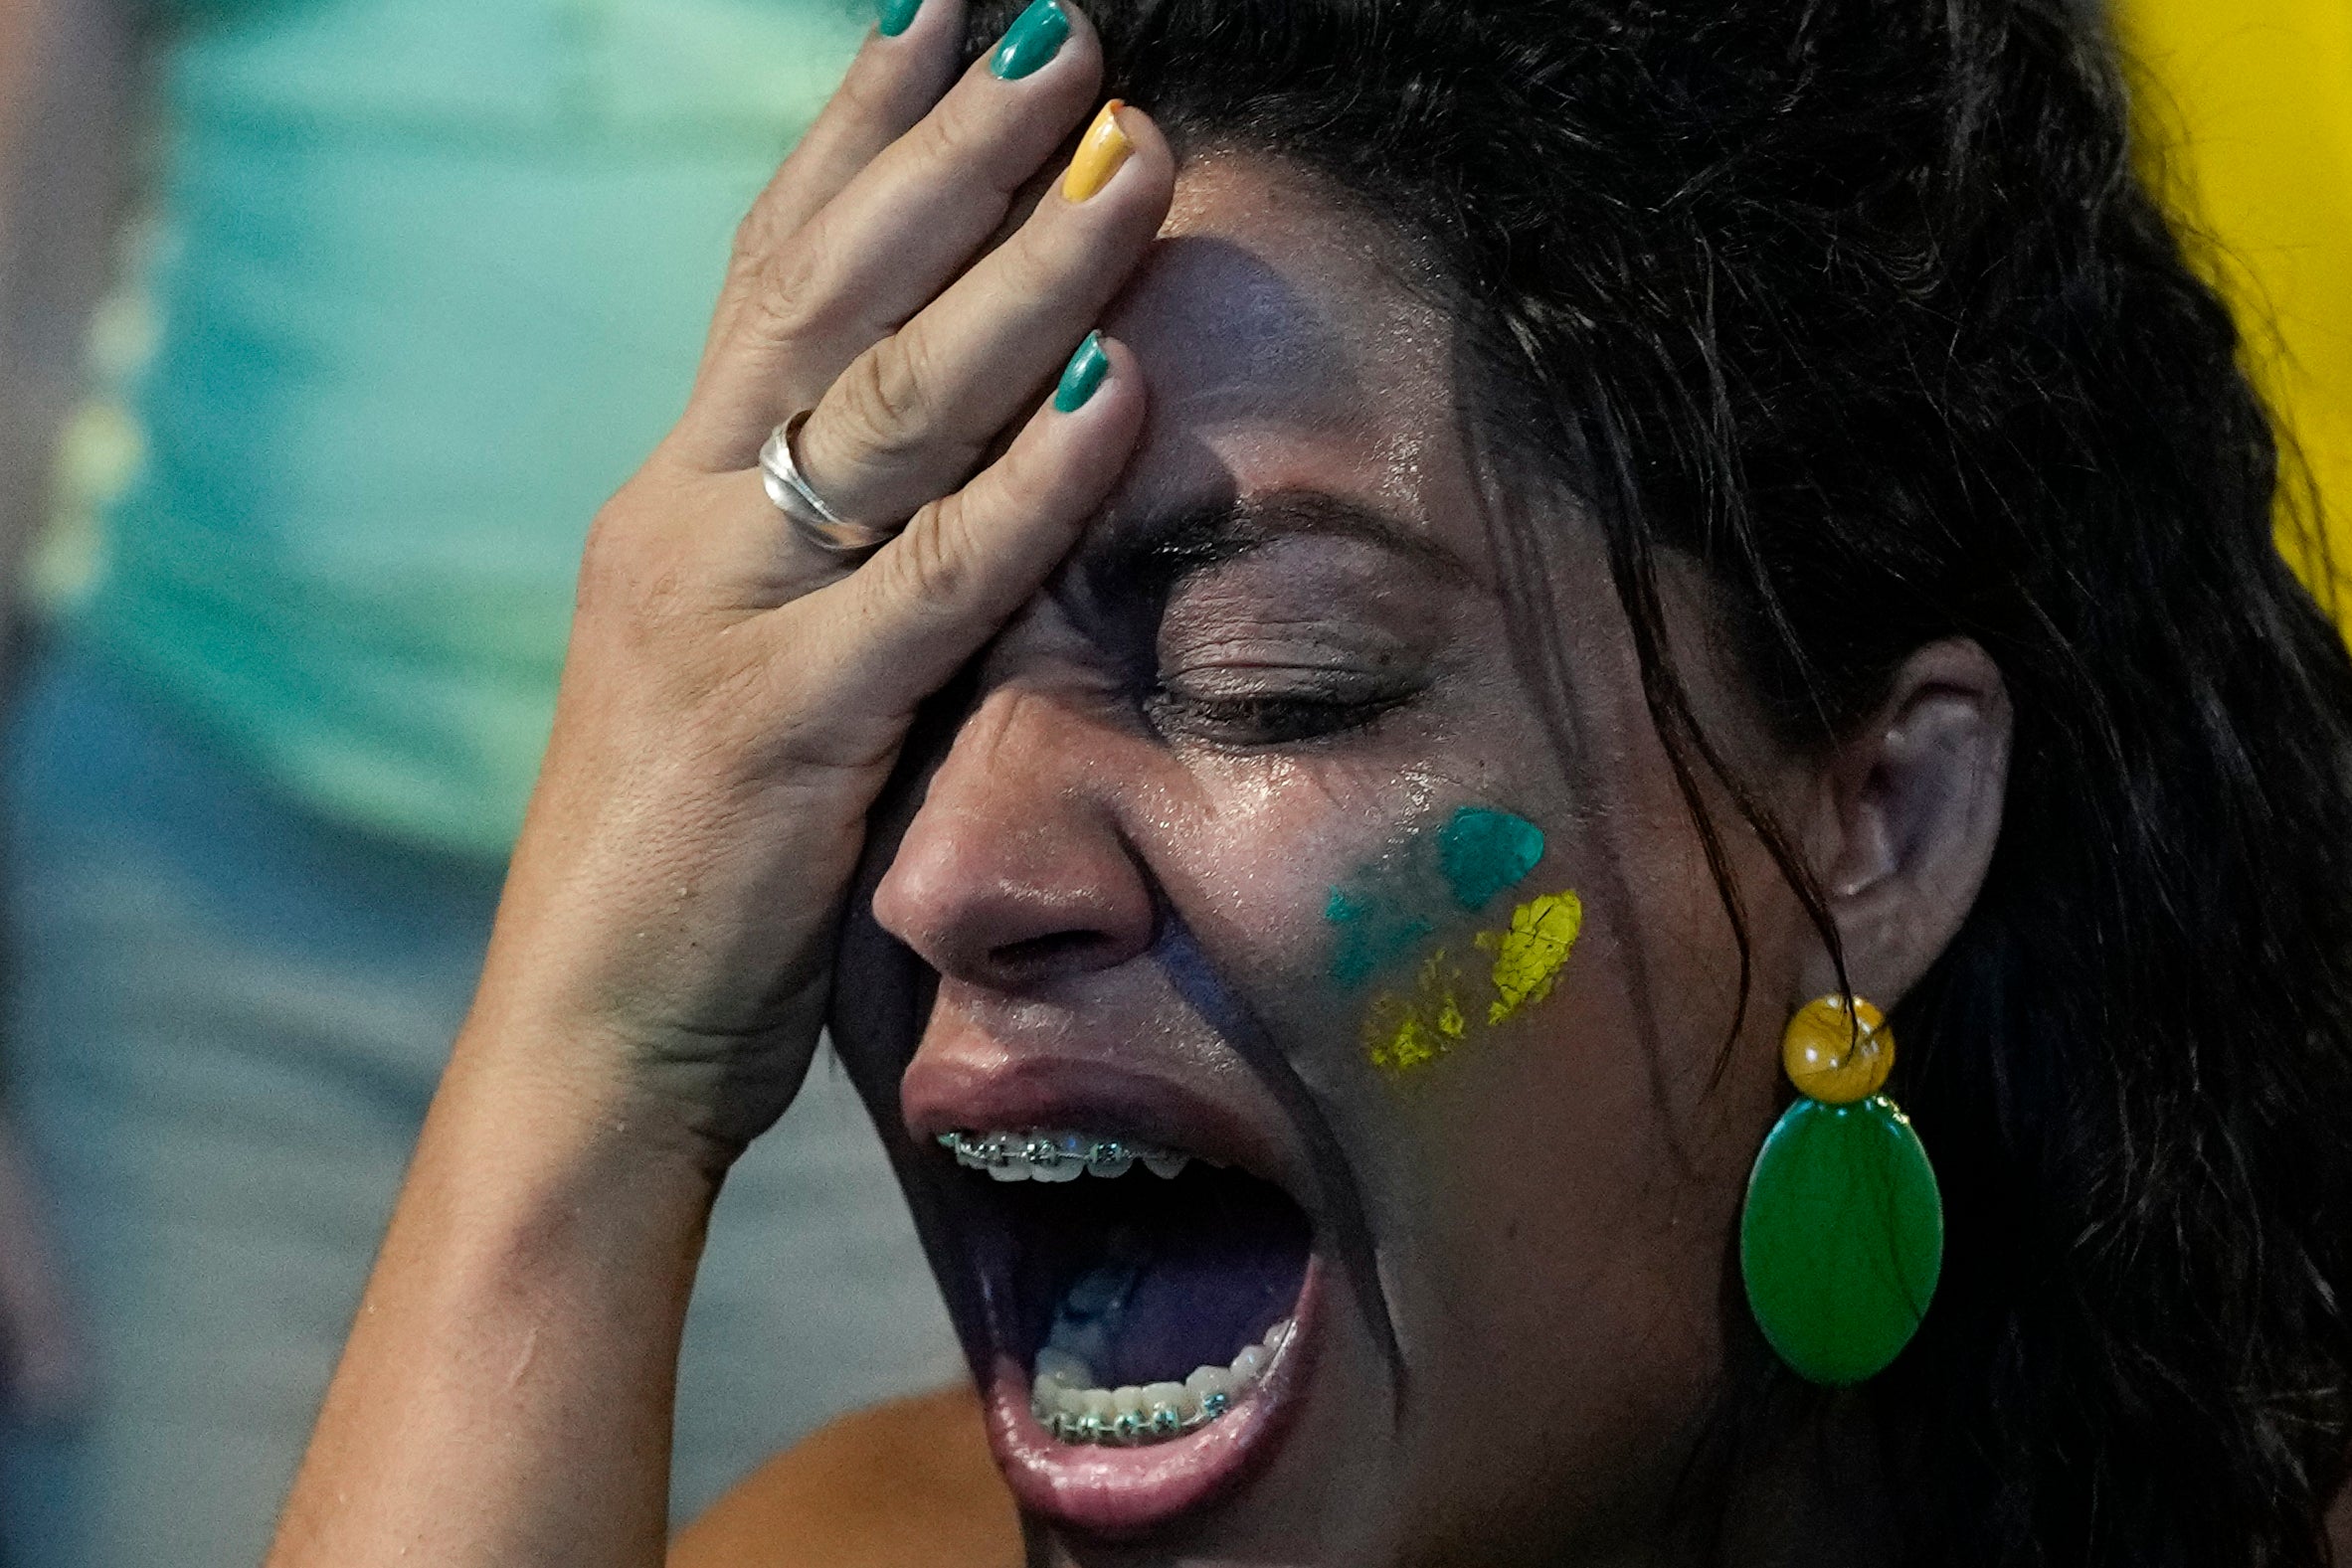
[267, 2, 1173, 1562]
[265, 1048, 727, 1566]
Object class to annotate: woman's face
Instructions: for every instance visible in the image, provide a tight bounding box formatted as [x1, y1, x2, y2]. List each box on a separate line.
[835, 156, 1820, 1566]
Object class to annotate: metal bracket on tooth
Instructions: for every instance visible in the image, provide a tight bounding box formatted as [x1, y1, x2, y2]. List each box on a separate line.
[1036, 1398, 1223, 1447]
[937, 1130, 1192, 1180]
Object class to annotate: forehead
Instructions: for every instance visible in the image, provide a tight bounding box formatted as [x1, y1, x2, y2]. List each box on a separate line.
[1096, 155, 1470, 530]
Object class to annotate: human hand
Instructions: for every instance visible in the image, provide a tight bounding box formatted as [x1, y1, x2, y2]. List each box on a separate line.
[467, 0, 1175, 1157]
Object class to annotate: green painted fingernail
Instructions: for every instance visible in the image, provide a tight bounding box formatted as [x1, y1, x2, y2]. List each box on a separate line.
[991, 0, 1069, 80]
[878, 0, 923, 37]
[1054, 332, 1111, 413]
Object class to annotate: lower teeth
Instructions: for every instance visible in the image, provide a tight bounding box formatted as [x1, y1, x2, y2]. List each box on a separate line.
[1029, 1316, 1293, 1447]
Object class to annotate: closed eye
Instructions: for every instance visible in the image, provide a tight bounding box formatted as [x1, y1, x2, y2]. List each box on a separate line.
[1143, 683, 1415, 749]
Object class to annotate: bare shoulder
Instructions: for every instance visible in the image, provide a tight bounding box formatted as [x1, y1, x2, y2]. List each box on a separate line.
[669, 1383, 1023, 1568]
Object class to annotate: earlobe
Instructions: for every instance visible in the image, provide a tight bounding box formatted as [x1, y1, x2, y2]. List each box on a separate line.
[1804, 638, 2012, 1004]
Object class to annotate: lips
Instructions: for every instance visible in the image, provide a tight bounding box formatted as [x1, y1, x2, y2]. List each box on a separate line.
[902, 1031, 1329, 1537]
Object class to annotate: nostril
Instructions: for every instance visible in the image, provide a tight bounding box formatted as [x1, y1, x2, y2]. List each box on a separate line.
[990, 929, 1128, 981]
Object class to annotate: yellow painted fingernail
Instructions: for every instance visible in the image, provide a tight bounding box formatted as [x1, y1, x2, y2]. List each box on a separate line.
[1061, 100, 1133, 203]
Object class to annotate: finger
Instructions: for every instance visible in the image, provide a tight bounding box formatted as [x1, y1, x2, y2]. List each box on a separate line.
[704, 0, 967, 360]
[790, 102, 1173, 535]
[796, 333, 1143, 720]
[677, 0, 1106, 472]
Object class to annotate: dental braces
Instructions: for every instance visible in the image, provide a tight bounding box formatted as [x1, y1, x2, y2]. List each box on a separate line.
[1028, 1318, 1291, 1448]
[936, 1130, 1191, 1178]
[1036, 1389, 1233, 1447]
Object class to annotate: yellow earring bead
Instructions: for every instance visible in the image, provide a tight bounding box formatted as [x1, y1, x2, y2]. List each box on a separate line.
[1781, 994, 1894, 1104]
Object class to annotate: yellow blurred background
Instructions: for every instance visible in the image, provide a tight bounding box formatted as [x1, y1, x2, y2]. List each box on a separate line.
[2115, 0, 2352, 606]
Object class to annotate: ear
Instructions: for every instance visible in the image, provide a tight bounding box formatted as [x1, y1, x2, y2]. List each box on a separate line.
[1794, 638, 2012, 1005]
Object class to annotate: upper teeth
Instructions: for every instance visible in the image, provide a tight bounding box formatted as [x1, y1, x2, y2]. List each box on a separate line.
[939, 1130, 1192, 1182]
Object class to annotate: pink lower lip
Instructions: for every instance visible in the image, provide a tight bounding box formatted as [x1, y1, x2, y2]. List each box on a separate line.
[981, 1261, 1325, 1538]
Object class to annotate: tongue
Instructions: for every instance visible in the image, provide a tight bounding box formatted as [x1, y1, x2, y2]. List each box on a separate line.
[1049, 1174, 1311, 1388]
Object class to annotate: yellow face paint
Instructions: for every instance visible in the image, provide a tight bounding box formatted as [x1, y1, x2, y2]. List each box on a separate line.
[1362, 890, 1585, 1079]
[1477, 892, 1584, 1026]
[1363, 950, 1470, 1075]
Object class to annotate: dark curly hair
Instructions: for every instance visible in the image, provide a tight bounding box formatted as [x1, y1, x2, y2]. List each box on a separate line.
[956, 0, 2352, 1561]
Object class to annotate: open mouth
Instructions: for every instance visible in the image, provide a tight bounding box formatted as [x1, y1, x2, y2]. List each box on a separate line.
[928, 1124, 1321, 1531]
[940, 1129, 1312, 1443]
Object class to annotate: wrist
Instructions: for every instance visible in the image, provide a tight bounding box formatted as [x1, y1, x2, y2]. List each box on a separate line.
[462, 891, 834, 1159]
[386, 1027, 728, 1359]
[444, 999, 769, 1186]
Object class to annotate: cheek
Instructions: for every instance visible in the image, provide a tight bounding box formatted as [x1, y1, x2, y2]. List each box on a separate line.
[1144, 756, 1463, 1006]
[1144, 717, 1604, 1086]
[1379, 918, 1751, 1533]
[1377, 824, 1818, 1522]
[1350, 887, 1584, 1079]
[1324, 799, 1591, 1095]
[1410, 916, 1726, 1285]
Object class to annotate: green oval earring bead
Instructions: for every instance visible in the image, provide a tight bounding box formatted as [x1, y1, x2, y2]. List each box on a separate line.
[1739, 1093, 1943, 1385]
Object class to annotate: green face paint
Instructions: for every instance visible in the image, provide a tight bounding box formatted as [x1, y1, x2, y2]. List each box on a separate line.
[1438, 807, 1547, 911]
[1327, 889, 1437, 989]
[1327, 806, 1546, 988]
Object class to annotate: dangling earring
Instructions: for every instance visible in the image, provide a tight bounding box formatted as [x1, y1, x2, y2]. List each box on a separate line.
[1739, 994, 1943, 1385]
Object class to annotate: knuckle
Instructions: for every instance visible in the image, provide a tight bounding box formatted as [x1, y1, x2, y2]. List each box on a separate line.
[576, 478, 705, 633]
[917, 93, 1017, 195]
[577, 527, 679, 630]
[728, 227, 848, 349]
[576, 506, 649, 612]
[985, 433, 1058, 511]
[724, 184, 801, 292]
[726, 199, 784, 275]
[830, 61, 900, 132]
[886, 500, 974, 611]
[1004, 205, 1073, 271]
[832, 335, 936, 460]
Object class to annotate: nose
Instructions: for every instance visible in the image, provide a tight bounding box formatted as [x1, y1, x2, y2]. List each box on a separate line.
[871, 689, 1158, 992]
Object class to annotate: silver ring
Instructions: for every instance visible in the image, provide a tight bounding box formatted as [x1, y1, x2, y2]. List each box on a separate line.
[759, 411, 900, 555]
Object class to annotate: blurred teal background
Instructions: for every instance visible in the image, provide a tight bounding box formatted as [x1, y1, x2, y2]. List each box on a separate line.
[76, 0, 873, 855]
[0, 4, 965, 1565]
